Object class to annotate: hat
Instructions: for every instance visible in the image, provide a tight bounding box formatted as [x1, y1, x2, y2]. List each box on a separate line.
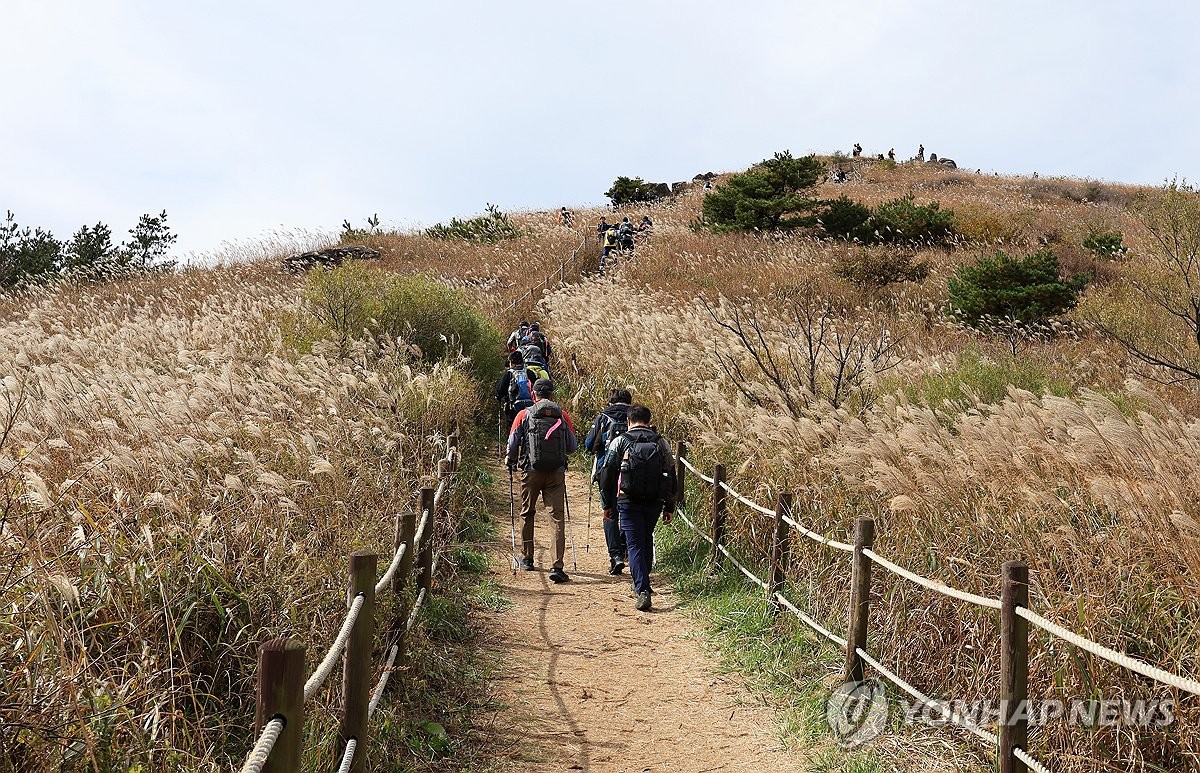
[530, 322, 541, 331]
[532, 378, 554, 395]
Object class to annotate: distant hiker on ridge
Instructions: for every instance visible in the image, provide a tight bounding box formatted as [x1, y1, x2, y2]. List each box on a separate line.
[560, 207, 573, 227]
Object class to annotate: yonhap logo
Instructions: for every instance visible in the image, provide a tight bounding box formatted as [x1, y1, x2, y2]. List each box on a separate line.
[826, 679, 888, 747]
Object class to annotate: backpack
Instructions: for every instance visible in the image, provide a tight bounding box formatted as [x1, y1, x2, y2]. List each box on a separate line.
[618, 428, 669, 503]
[598, 408, 629, 451]
[526, 330, 548, 358]
[524, 401, 568, 471]
[507, 368, 533, 411]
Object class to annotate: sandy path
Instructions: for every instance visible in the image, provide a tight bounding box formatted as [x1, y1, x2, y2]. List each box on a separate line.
[480, 464, 808, 773]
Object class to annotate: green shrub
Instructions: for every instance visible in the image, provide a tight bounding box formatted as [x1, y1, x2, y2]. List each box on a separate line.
[818, 196, 873, 242]
[302, 263, 504, 381]
[700, 150, 824, 232]
[604, 176, 659, 206]
[947, 248, 1090, 325]
[1082, 228, 1128, 259]
[425, 204, 521, 242]
[871, 195, 956, 244]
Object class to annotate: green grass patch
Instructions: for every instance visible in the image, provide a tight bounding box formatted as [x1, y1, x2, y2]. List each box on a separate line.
[901, 348, 1072, 409]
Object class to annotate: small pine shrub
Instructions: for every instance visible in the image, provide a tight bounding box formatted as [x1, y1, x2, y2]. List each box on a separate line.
[425, 204, 521, 242]
[947, 248, 1090, 325]
[700, 150, 824, 232]
[818, 196, 873, 242]
[605, 176, 659, 206]
[818, 195, 956, 245]
[1082, 228, 1128, 259]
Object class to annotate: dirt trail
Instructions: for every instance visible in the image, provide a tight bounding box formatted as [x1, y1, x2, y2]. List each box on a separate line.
[480, 464, 808, 773]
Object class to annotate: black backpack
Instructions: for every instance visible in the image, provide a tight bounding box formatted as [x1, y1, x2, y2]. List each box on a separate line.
[618, 428, 668, 502]
[598, 408, 629, 451]
[524, 401, 568, 471]
[525, 330, 548, 358]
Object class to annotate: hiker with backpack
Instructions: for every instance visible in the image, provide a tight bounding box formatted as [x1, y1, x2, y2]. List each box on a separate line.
[584, 388, 632, 575]
[495, 350, 550, 430]
[506, 379, 578, 583]
[597, 404, 677, 611]
[522, 322, 552, 363]
[506, 321, 530, 353]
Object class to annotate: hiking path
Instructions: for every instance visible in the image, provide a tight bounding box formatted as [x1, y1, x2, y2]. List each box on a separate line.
[477, 462, 809, 773]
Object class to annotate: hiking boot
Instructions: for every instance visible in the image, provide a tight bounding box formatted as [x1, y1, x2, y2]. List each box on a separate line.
[520, 557, 534, 571]
[636, 591, 652, 611]
[549, 567, 570, 583]
[608, 561, 625, 576]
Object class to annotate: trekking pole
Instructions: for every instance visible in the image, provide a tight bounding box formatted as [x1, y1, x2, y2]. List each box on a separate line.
[509, 468, 519, 575]
[564, 482, 578, 571]
[497, 406, 503, 460]
[586, 455, 596, 553]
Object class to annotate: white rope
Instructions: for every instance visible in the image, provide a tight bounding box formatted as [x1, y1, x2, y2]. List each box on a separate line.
[368, 644, 401, 718]
[335, 738, 357, 773]
[716, 543, 770, 591]
[680, 457, 715, 485]
[718, 480, 776, 518]
[863, 548, 1002, 611]
[303, 593, 366, 702]
[412, 508, 431, 550]
[239, 716, 285, 773]
[773, 592, 848, 649]
[433, 478, 448, 507]
[855, 647, 999, 747]
[374, 542, 408, 595]
[406, 587, 428, 633]
[1014, 747, 1052, 773]
[675, 508, 714, 544]
[781, 513, 856, 553]
[1016, 607, 1200, 696]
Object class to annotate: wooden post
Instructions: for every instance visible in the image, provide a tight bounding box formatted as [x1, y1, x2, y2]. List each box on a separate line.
[437, 459, 449, 481]
[768, 492, 793, 615]
[843, 517, 875, 683]
[418, 487, 435, 592]
[675, 441, 687, 513]
[255, 638, 305, 773]
[336, 551, 376, 773]
[394, 507, 416, 668]
[448, 431, 459, 472]
[999, 561, 1030, 773]
[710, 463, 727, 574]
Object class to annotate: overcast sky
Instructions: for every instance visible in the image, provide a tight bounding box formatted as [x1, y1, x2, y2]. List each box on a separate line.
[3, 1, 1197, 262]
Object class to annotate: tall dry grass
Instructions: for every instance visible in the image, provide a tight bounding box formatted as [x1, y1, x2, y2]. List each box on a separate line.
[0, 260, 474, 770]
[539, 165, 1200, 771]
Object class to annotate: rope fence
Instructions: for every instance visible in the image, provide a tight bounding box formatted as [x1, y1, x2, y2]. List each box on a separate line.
[236, 432, 462, 773]
[505, 233, 591, 316]
[671, 440, 1200, 773]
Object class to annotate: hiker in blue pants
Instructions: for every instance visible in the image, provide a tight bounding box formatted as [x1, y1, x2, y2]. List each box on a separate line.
[597, 404, 677, 612]
[584, 388, 633, 575]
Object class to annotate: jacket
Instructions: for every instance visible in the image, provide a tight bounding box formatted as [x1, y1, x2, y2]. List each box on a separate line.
[495, 364, 550, 409]
[584, 403, 630, 455]
[597, 426, 677, 512]
[506, 399, 577, 471]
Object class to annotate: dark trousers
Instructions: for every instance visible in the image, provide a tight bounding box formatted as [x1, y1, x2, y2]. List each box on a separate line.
[618, 501, 661, 595]
[604, 512, 627, 564]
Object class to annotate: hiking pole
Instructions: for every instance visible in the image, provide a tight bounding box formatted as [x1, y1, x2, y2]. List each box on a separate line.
[585, 455, 596, 553]
[509, 468, 519, 575]
[564, 481, 578, 571]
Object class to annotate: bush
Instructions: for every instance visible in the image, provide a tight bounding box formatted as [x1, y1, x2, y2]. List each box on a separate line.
[818, 196, 873, 242]
[425, 204, 521, 242]
[818, 195, 956, 245]
[302, 263, 504, 382]
[605, 176, 659, 206]
[1082, 228, 1128, 259]
[700, 150, 823, 232]
[833, 249, 930, 290]
[947, 248, 1090, 325]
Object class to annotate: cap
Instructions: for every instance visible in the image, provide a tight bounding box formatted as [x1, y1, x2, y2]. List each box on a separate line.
[530, 322, 541, 331]
[532, 378, 554, 395]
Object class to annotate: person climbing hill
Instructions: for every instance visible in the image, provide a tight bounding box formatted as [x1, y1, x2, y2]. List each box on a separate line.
[584, 389, 632, 575]
[507, 379, 578, 583]
[507, 321, 529, 353]
[496, 350, 550, 431]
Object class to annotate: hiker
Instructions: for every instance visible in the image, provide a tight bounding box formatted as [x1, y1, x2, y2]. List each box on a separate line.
[917, 143, 925, 162]
[522, 321, 552, 362]
[506, 321, 529, 353]
[617, 218, 636, 251]
[597, 404, 677, 611]
[638, 215, 653, 231]
[888, 148, 895, 161]
[496, 350, 549, 430]
[584, 388, 632, 575]
[560, 207, 573, 227]
[852, 143, 862, 158]
[506, 379, 578, 582]
[600, 226, 619, 271]
[596, 217, 609, 239]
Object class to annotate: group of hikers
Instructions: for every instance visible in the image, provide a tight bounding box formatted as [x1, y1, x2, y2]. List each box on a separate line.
[494, 320, 677, 612]
[596, 215, 652, 271]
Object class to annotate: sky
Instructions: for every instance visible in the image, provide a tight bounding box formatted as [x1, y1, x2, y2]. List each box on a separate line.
[2, 0, 1198, 263]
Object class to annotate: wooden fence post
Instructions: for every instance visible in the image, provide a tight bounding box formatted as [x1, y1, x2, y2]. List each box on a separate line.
[768, 492, 793, 615]
[336, 551, 376, 773]
[419, 487, 435, 592]
[843, 517, 875, 683]
[675, 441, 687, 513]
[999, 560, 1030, 773]
[395, 507, 417, 668]
[710, 463, 727, 574]
[255, 637, 305, 773]
[448, 431, 459, 472]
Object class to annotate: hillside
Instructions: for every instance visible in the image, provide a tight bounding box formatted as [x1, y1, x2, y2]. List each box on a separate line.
[2, 156, 1199, 772]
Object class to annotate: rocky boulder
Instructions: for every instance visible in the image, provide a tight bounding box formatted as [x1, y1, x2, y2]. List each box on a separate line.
[283, 245, 381, 273]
